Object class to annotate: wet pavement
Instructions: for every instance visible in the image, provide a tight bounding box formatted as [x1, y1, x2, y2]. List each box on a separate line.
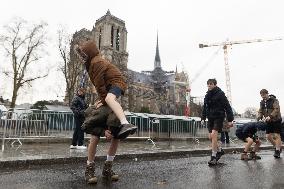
[0, 140, 206, 161]
[0, 150, 283, 189]
[0, 138, 253, 162]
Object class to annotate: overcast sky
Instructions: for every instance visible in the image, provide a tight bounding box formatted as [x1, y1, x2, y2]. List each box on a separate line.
[0, 0, 284, 114]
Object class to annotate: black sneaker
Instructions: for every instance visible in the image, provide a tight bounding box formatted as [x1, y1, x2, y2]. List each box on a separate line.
[216, 149, 225, 161]
[273, 148, 282, 153]
[208, 156, 218, 166]
[274, 150, 281, 159]
[117, 124, 137, 139]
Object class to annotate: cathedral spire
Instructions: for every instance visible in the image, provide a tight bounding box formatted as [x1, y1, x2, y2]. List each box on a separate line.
[154, 32, 161, 69]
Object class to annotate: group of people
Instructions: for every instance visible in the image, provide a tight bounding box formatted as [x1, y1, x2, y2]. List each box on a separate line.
[70, 39, 282, 184]
[202, 80, 282, 165]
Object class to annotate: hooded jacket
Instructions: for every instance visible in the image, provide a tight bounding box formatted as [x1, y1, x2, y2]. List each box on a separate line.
[202, 86, 234, 122]
[257, 94, 282, 122]
[80, 41, 127, 104]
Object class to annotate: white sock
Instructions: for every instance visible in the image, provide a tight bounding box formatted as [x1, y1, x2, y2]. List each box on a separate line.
[87, 160, 94, 165]
[212, 151, 217, 157]
[217, 147, 222, 152]
[120, 119, 129, 125]
[276, 147, 281, 151]
[107, 155, 115, 161]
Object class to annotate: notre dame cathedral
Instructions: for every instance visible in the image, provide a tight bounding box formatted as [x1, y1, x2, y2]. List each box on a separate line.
[69, 10, 189, 115]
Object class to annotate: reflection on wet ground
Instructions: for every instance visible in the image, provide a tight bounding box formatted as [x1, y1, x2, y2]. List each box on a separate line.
[0, 137, 273, 162]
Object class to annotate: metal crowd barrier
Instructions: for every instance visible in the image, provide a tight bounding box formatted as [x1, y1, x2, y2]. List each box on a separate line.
[1, 109, 272, 151]
[1, 110, 75, 151]
[126, 113, 208, 144]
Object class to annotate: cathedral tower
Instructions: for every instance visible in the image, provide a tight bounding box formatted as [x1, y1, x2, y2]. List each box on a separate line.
[92, 10, 128, 73]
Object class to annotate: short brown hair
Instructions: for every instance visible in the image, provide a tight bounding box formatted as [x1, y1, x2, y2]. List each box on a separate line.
[260, 89, 268, 95]
[207, 78, 217, 85]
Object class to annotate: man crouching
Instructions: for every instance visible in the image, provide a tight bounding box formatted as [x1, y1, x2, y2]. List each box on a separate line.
[82, 101, 128, 184]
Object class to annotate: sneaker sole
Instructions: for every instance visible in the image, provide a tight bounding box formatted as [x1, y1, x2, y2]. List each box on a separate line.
[118, 127, 137, 139]
[86, 178, 97, 184]
[208, 162, 218, 166]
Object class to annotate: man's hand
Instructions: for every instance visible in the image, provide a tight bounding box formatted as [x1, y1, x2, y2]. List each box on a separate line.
[94, 100, 103, 109]
[105, 130, 113, 140]
[265, 116, 271, 122]
[227, 122, 233, 128]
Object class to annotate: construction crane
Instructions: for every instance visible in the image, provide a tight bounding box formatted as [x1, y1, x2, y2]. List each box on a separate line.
[199, 37, 282, 105]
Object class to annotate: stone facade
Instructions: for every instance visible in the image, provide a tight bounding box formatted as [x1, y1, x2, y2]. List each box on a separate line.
[69, 10, 189, 115]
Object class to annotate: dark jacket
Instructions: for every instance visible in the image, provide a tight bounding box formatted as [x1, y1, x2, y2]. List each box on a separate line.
[70, 95, 87, 120]
[236, 122, 258, 139]
[257, 95, 282, 122]
[281, 120, 284, 142]
[80, 41, 127, 104]
[202, 87, 234, 122]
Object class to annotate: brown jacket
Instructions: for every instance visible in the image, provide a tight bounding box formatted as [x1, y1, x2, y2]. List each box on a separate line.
[80, 41, 127, 104]
[257, 95, 282, 122]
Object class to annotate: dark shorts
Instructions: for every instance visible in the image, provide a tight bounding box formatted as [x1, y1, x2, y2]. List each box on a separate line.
[207, 118, 224, 133]
[108, 86, 122, 98]
[236, 132, 258, 142]
[266, 121, 282, 134]
[90, 124, 121, 139]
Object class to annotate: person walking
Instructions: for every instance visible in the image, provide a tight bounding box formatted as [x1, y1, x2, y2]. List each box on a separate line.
[201, 78, 234, 165]
[257, 89, 282, 158]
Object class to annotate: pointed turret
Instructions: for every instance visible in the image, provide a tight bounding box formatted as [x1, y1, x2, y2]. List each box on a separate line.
[154, 33, 161, 69]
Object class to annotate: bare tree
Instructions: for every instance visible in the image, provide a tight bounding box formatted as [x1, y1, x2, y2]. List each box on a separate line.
[243, 107, 258, 119]
[57, 27, 82, 105]
[0, 17, 48, 108]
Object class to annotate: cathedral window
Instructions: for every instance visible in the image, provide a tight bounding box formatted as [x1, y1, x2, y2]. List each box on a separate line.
[99, 28, 102, 49]
[111, 26, 114, 47]
[116, 28, 120, 51]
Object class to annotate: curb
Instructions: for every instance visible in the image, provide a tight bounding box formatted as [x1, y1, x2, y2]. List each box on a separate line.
[0, 145, 276, 169]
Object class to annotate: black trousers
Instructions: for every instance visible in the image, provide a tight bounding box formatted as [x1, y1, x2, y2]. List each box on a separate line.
[72, 118, 84, 146]
[221, 131, 230, 143]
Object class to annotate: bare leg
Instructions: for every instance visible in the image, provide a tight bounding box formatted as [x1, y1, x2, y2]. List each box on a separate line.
[274, 133, 282, 150]
[108, 138, 120, 156]
[105, 93, 127, 124]
[87, 135, 100, 162]
[253, 140, 261, 152]
[244, 138, 254, 152]
[266, 133, 276, 146]
[211, 130, 218, 153]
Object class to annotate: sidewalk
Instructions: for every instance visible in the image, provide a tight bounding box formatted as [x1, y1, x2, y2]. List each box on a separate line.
[0, 139, 276, 168]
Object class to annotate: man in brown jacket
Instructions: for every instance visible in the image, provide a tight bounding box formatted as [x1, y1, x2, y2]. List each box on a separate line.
[257, 89, 282, 158]
[74, 40, 137, 139]
[74, 40, 137, 183]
